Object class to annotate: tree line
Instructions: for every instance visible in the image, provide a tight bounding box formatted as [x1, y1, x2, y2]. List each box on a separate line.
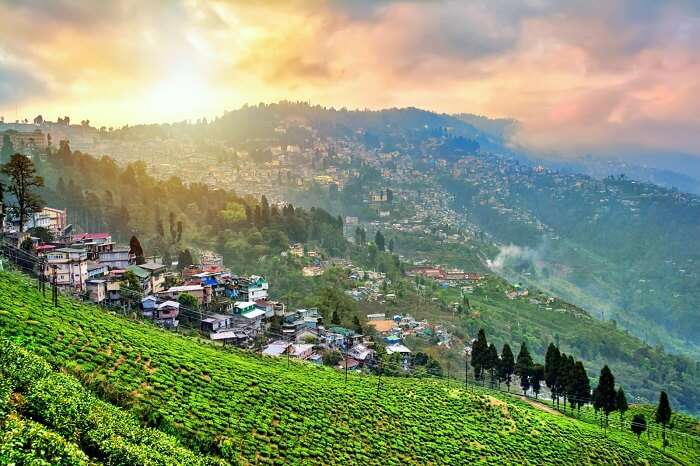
[470, 328, 674, 446]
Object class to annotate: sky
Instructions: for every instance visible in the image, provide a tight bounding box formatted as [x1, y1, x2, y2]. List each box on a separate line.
[1, 0, 700, 156]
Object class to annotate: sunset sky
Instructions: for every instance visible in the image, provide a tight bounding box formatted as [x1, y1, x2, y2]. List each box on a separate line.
[1, 0, 699, 155]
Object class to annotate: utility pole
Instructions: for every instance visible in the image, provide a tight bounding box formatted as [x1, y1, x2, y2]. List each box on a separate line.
[51, 264, 58, 307]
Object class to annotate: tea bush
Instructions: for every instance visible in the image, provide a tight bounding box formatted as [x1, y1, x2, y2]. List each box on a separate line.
[0, 271, 681, 465]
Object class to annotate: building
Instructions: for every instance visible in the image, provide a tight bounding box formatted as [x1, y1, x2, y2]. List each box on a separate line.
[136, 262, 167, 293]
[0, 128, 47, 151]
[86, 279, 107, 304]
[153, 300, 180, 328]
[43, 247, 88, 291]
[20, 207, 67, 237]
[160, 284, 212, 306]
[98, 247, 134, 269]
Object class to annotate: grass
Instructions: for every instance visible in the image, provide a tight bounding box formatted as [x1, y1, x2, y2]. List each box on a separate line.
[0, 271, 688, 464]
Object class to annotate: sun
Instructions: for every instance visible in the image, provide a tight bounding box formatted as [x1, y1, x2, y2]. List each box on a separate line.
[145, 68, 214, 121]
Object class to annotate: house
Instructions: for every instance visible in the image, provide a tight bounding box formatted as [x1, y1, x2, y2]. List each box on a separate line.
[254, 299, 285, 318]
[337, 357, 361, 371]
[23, 207, 67, 237]
[201, 313, 234, 332]
[141, 295, 158, 318]
[347, 343, 374, 363]
[281, 309, 322, 340]
[153, 300, 179, 328]
[86, 279, 107, 304]
[87, 261, 109, 279]
[244, 275, 268, 301]
[125, 265, 152, 293]
[209, 330, 250, 347]
[43, 247, 88, 291]
[366, 313, 386, 321]
[98, 247, 134, 269]
[160, 284, 211, 306]
[290, 344, 314, 360]
[234, 301, 257, 315]
[72, 233, 112, 245]
[262, 341, 290, 357]
[136, 262, 167, 293]
[386, 343, 412, 355]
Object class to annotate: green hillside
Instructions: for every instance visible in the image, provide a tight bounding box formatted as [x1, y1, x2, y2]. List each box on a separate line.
[0, 271, 686, 465]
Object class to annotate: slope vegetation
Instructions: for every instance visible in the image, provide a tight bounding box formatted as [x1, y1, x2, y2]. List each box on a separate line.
[0, 271, 681, 465]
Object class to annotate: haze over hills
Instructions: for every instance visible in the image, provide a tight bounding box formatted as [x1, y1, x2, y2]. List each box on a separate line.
[121, 102, 700, 356]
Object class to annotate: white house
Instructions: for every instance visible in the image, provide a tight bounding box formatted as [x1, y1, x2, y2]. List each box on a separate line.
[44, 248, 88, 291]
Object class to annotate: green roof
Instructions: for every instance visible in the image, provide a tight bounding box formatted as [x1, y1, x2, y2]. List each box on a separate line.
[126, 265, 149, 279]
[328, 326, 354, 337]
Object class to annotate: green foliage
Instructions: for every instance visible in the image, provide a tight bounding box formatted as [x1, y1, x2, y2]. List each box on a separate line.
[178, 292, 199, 309]
[0, 338, 227, 465]
[0, 271, 681, 465]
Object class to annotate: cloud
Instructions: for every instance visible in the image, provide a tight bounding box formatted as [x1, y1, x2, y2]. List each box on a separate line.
[0, 62, 48, 106]
[0, 0, 699, 156]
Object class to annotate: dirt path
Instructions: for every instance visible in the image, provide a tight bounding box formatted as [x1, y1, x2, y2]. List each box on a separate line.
[517, 395, 563, 416]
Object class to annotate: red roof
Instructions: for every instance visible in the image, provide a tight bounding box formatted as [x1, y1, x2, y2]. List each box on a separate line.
[36, 244, 56, 252]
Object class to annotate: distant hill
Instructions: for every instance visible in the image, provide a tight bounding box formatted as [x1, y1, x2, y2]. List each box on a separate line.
[0, 271, 685, 465]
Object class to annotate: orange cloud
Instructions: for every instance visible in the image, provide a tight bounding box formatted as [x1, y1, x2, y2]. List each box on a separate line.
[0, 0, 699, 155]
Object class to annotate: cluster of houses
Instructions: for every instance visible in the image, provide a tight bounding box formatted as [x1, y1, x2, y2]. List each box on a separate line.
[366, 312, 451, 349]
[407, 266, 482, 287]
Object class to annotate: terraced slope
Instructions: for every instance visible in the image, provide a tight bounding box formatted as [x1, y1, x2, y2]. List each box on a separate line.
[0, 271, 681, 465]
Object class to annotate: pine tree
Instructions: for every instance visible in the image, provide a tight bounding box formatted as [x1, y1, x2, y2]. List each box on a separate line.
[544, 343, 561, 407]
[596, 365, 617, 430]
[655, 391, 672, 449]
[498, 344, 515, 392]
[470, 329, 488, 384]
[374, 230, 385, 251]
[515, 342, 533, 396]
[531, 364, 545, 399]
[573, 361, 591, 414]
[485, 343, 499, 388]
[616, 388, 628, 429]
[352, 315, 363, 334]
[331, 309, 341, 325]
[564, 355, 576, 414]
[129, 236, 145, 264]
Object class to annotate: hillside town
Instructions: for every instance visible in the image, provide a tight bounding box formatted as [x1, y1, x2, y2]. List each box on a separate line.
[0, 199, 481, 375]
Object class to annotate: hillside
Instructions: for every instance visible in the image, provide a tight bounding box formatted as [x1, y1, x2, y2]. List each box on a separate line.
[0, 271, 686, 465]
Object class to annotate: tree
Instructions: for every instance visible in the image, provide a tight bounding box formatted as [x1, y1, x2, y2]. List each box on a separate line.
[20, 236, 34, 252]
[388, 238, 395, 253]
[177, 249, 193, 271]
[1, 153, 44, 232]
[530, 364, 545, 399]
[631, 414, 647, 441]
[655, 391, 672, 449]
[331, 309, 341, 325]
[572, 361, 591, 414]
[596, 365, 617, 429]
[0, 180, 6, 234]
[352, 315, 363, 334]
[122, 270, 141, 291]
[498, 344, 515, 392]
[470, 329, 488, 384]
[0, 134, 13, 164]
[27, 226, 53, 243]
[322, 349, 342, 367]
[544, 343, 561, 407]
[484, 343, 499, 387]
[374, 230, 385, 251]
[562, 355, 576, 413]
[616, 388, 629, 429]
[515, 342, 533, 395]
[178, 292, 198, 309]
[129, 236, 145, 264]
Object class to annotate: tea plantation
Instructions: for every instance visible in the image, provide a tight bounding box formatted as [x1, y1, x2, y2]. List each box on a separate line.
[0, 271, 683, 465]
